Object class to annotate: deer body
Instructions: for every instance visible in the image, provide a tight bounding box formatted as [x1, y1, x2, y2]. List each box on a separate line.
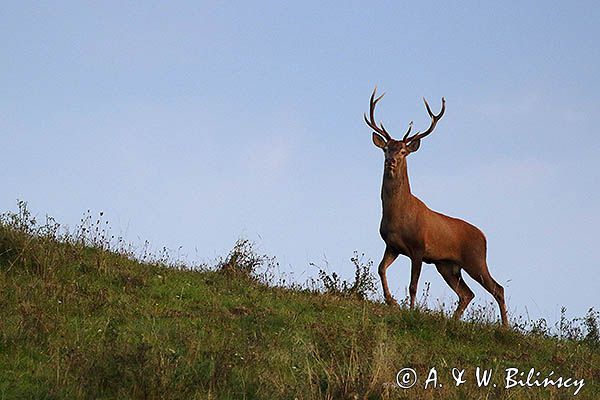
[380, 177, 485, 266]
[365, 88, 508, 326]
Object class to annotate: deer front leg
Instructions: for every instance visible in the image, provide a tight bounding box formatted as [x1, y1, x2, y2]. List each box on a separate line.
[409, 256, 423, 308]
[378, 247, 399, 306]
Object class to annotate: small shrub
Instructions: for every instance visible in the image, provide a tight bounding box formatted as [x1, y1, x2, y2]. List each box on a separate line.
[217, 238, 277, 281]
[312, 251, 376, 300]
[529, 318, 550, 338]
[582, 307, 600, 348]
[556, 306, 583, 341]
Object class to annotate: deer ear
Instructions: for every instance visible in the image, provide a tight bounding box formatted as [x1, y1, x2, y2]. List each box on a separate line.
[372, 132, 387, 149]
[407, 138, 421, 152]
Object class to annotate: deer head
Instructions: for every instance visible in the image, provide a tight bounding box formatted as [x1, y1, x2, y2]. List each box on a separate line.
[364, 87, 445, 176]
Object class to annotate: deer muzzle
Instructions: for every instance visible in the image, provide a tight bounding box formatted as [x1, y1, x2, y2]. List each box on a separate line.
[385, 161, 397, 170]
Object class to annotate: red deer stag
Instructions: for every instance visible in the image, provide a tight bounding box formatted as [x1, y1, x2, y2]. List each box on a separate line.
[364, 87, 508, 326]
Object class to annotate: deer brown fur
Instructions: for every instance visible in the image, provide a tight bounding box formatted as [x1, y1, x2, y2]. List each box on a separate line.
[365, 87, 508, 326]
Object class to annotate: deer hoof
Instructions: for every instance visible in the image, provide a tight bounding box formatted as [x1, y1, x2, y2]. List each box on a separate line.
[385, 297, 399, 307]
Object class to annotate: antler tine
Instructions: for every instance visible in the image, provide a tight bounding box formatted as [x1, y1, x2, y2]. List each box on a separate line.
[405, 97, 446, 143]
[364, 86, 393, 141]
[379, 122, 392, 139]
[402, 121, 414, 142]
[423, 97, 435, 117]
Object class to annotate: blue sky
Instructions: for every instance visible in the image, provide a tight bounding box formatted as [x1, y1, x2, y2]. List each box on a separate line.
[2, 2, 599, 323]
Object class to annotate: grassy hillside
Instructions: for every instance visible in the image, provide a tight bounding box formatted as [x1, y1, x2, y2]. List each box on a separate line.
[0, 203, 598, 399]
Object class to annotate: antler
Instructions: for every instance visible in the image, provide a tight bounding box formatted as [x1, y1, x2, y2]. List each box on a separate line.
[364, 87, 393, 141]
[404, 97, 446, 143]
[402, 121, 414, 142]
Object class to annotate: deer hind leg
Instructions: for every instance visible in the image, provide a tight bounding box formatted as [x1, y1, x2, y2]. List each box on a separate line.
[435, 262, 474, 320]
[378, 246, 399, 306]
[463, 261, 508, 327]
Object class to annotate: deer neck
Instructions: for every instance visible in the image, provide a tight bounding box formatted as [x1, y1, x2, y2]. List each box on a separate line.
[381, 161, 412, 210]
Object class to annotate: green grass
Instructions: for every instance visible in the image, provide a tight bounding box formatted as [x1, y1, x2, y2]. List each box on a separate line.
[0, 203, 598, 399]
